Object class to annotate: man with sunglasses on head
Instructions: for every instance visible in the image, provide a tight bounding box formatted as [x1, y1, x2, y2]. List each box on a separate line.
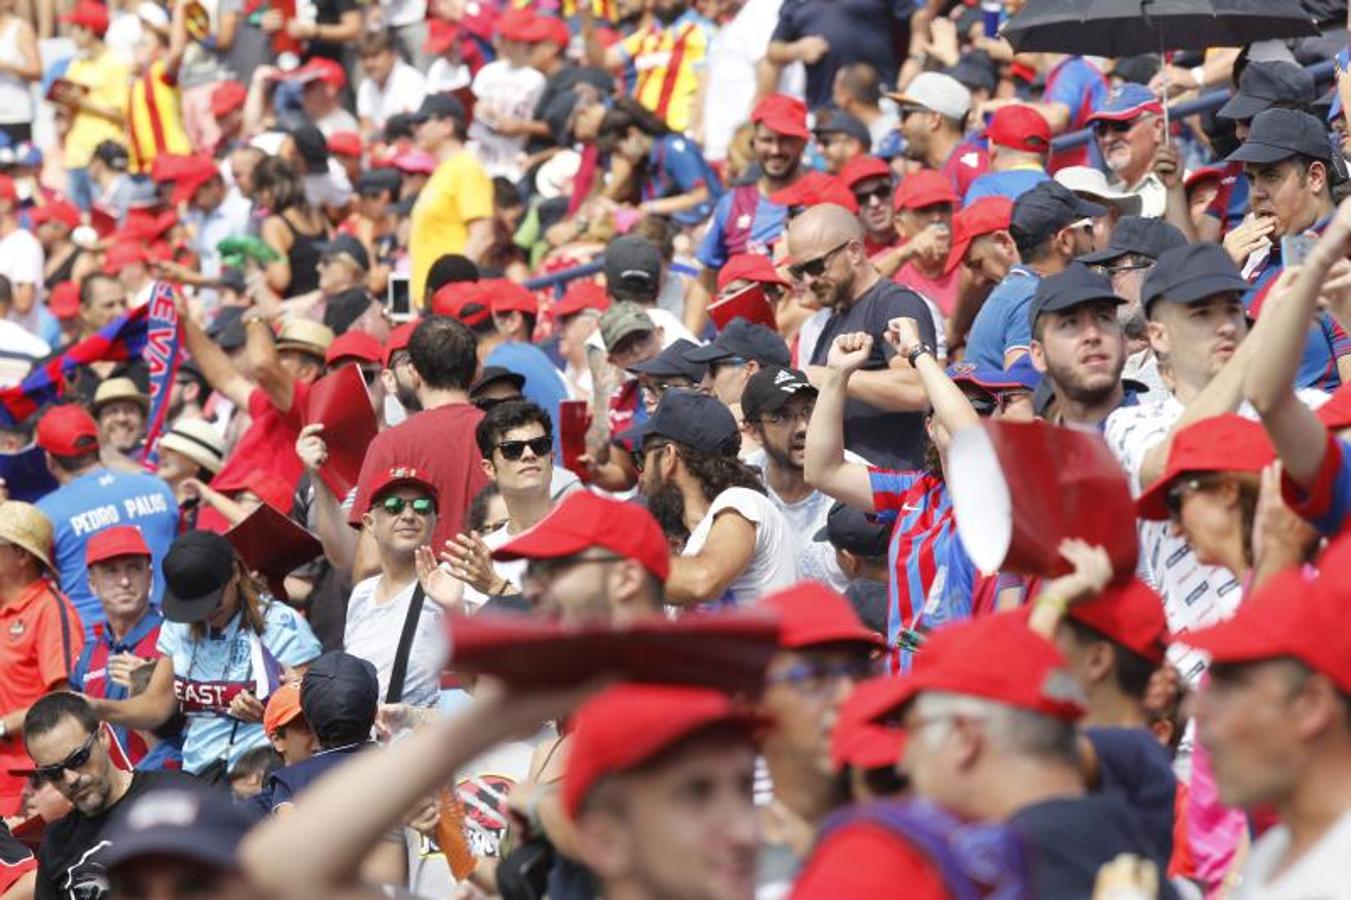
[1087, 85, 1167, 219]
[24, 692, 193, 900]
[788, 203, 937, 471]
[343, 466, 449, 709]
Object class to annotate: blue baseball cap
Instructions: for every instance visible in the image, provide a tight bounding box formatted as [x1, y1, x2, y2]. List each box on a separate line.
[625, 389, 741, 456]
[947, 359, 1040, 393]
[1141, 243, 1250, 314]
[683, 319, 790, 367]
[1028, 262, 1126, 331]
[1217, 61, 1315, 121]
[629, 338, 708, 382]
[1086, 84, 1163, 124]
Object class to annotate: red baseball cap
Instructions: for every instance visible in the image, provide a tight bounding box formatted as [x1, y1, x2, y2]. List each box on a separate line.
[552, 281, 609, 318]
[49, 281, 80, 320]
[761, 582, 882, 651]
[325, 330, 383, 367]
[61, 0, 109, 35]
[86, 525, 151, 566]
[158, 154, 219, 205]
[523, 13, 569, 46]
[287, 56, 346, 90]
[1179, 566, 1351, 692]
[37, 404, 100, 457]
[751, 94, 810, 141]
[855, 613, 1087, 725]
[563, 684, 758, 818]
[1066, 578, 1168, 665]
[364, 465, 439, 514]
[496, 7, 538, 41]
[30, 200, 81, 230]
[838, 155, 892, 190]
[831, 678, 908, 772]
[263, 682, 304, 737]
[391, 150, 437, 175]
[893, 170, 959, 211]
[327, 131, 363, 158]
[430, 282, 492, 327]
[716, 253, 790, 293]
[494, 491, 671, 581]
[210, 80, 246, 117]
[944, 195, 1014, 274]
[769, 171, 858, 212]
[103, 241, 150, 274]
[1136, 414, 1274, 520]
[382, 322, 418, 367]
[986, 104, 1051, 153]
[488, 279, 539, 317]
[424, 18, 460, 55]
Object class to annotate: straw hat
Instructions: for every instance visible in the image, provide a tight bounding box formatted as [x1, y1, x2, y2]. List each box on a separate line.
[91, 377, 151, 416]
[275, 319, 334, 359]
[157, 419, 227, 475]
[0, 501, 54, 572]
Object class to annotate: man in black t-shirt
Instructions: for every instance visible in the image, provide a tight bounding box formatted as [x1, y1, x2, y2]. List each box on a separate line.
[24, 693, 193, 900]
[789, 203, 936, 469]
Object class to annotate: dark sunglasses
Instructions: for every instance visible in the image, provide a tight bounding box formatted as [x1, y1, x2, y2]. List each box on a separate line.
[789, 240, 850, 280]
[1165, 477, 1214, 520]
[853, 184, 893, 206]
[497, 436, 553, 461]
[33, 731, 97, 783]
[1093, 118, 1140, 136]
[381, 495, 436, 516]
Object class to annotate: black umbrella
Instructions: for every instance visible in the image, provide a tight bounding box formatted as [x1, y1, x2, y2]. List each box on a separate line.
[1002, 0, 1319, 58]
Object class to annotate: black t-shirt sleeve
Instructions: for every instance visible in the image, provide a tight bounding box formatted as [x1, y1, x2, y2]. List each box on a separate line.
[870, 286, 937, 364]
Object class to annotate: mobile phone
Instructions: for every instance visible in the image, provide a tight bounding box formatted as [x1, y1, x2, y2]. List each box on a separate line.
[1282, 233, 1318, 268]
[386, 273, 413, 322]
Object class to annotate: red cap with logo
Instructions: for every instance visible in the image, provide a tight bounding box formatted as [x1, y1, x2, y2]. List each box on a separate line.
[327, 131, 363, 158]
[494, 490, 671, 581]
[1067, 578, 1168, 665]
[751, 94, 811, 141]
[839, 155, 893, 189]
[30, 200, 81, 230]
[986, 105, 1051, 153]
[364, 465, 439, 514]
[552, 281, 609, 318]
[831, 678, 908, 772]
[431, 282, 492, 327]
[37, 404, 100, 457]
[325, 330, 383, 366]
[1179, 565, 1351, 692]
[761, 582, 882, 651]
[893, 170, 959, 211]
[855, 612, 1087, 725]
[944, 195, 1014, 274]
[769, 171, 858, 212]
[563, 684, 758, 818]
[488, 279, 539, 316]
[1136, 414, 1274, 520]
[86, 525, 151, 566]
[716, 253, 790, 293]
[210, 80, 247, 117]
[61, 0, 109, 35]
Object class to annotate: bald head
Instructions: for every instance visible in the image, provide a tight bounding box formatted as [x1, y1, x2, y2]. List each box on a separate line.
[786, 203, 863, 261]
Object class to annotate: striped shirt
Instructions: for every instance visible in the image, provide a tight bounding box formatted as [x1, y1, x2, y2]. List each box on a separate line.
[619, 10, 714, 133]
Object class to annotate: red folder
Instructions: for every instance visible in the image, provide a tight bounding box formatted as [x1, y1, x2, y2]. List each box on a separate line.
[225, 502, 324, 600]
[947, 419, 1139, 580]
[446, 610, 782, 696]
[558, 399, 591, 483]
[707, 282, 777, 331]
[304, 364, 378, 500]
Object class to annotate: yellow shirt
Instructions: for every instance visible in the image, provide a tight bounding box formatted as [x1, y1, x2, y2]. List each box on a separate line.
[127, 59, 192, 174]
[64, 48, 132, 169]
[619, 11, 713, 134]
[409, 149, 494, 305]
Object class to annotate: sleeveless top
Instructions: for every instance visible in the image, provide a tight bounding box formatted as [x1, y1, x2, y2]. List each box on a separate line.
[0, 18, 33, 125]
[279, 210, 326, 297]
[45, 246, 84, 291]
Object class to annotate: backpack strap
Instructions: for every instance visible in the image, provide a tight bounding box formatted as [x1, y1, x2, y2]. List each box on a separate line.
[386, 583, 426, 704]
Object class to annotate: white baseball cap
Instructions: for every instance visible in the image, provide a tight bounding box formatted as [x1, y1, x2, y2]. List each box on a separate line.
[1053, 166, 1144, 217]
[888, 73, 972, 122]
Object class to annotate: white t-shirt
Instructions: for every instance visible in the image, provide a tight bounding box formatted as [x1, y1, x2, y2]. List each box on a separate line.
[683, 486, 797, 606]
[1235, 811, 1351, 900]
[343, 575, 449, 708]
[467, 60, 545, 180]
[0, 319, 49, 387]
[700, 0, 795, 162]
[585, 306, 698, 355]
[357, 61, 428, 130]
[314, 106, 360, 138]
[426, 58, 471, 94]
[0, 228, 43, 291]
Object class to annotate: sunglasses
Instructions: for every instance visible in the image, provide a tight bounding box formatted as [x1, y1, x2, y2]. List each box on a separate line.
[497, 436, 553, 461]
[853, 184, 893, 206]
[33, 731, 97, 783]
[789, 240, 850, 280]
[1165, 477, 1215, 520]
[1093, 117, 1145, 136]
[381, 495, 436, 516]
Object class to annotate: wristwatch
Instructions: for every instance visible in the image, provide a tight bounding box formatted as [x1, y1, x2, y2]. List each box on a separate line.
[906, 344, 934, 367]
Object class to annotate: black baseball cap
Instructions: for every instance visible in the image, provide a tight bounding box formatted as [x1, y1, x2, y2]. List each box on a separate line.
[1077, 216, 1188, 265]
[683, 319, 791, 367]
[412, 92, 467, 124]
[470, 365, 526, 397]
[1225, 108, 1332, 165]
[813, 501, 891, 558]
[1028, 263, 1125, 331]
[628, 338, 707, 382]
[1141, 243, 1250, 314]
[316, 233, 370, 271]
[161, 531, 237, 623]
[1010, 181, 1107, 246]
[813, 107, 872, 150]
[322, 287, 375, 334]
[628, 389, 741, 455]
[286, 122, 329, 172]
[741, 366, 818, 420]
[207, 305, 246, 351]
[1217, 61, 1316, 121]
[945, 51, 997, 94]
[603, 235, 663, 302]
[300, 651, 380, 745]
[103, 786, 253, 873]
[356, 168, 402, 197]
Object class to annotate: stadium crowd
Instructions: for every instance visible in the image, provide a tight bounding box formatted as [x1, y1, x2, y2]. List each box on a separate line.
[0, 0, 1349, 895]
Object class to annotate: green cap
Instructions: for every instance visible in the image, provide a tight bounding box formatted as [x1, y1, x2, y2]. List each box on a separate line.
[599, 301, 655, 351]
